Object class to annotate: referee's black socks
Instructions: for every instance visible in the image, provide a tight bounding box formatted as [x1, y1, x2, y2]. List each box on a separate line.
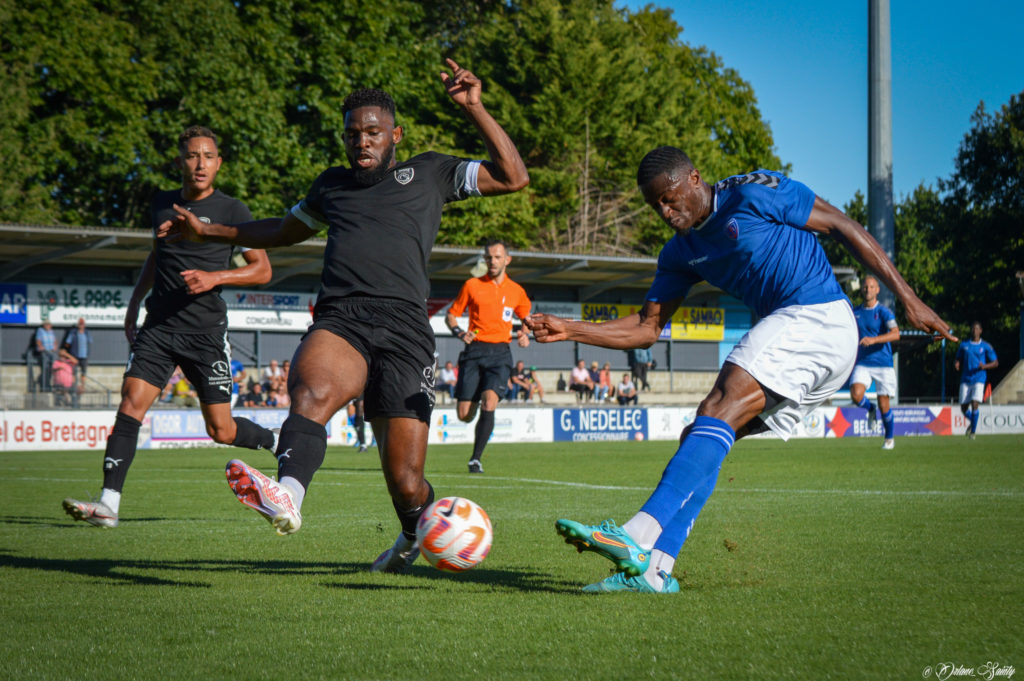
[471, 409, 496, 462]
[275, 413, 327, 490]
[231, 416, 275, 451]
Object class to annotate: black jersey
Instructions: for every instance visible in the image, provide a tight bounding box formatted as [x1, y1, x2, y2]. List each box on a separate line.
[146, 189, 252, 333]
[297, 152, 478, 312]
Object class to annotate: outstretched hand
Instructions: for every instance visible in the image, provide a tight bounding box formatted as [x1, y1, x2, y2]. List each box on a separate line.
[156, 204, 208, 243]
[439, 58, 482, 108]
[904, 298, 958, 343]
[524, 313, 570, 344]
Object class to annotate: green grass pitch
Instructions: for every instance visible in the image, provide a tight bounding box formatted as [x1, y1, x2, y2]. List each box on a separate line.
[1, 434, 1022, 680]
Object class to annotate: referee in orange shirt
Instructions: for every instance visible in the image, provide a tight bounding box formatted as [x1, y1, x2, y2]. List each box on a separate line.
[446, 239, 531, 473]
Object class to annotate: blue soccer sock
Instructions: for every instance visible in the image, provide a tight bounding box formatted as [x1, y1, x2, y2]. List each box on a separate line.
[855, 396, 872, 410]
[638, 415, 735, 531]
[969, 409, 980, 434]
[881, 409, 895, 439]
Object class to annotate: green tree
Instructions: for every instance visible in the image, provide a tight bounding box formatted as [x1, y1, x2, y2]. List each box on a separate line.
[436, 0, 784, 253]
[936, 92, 1024, 387]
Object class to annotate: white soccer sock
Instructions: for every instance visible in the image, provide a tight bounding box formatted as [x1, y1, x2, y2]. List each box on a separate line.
[279, 476, 305, 511]
[644, 549, 675, 590]
[622, 511, 662, 550]
[99, 489, 121, 514]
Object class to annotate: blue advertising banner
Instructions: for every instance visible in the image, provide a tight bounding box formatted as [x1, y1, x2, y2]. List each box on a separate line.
[554, 407, 648, 442]
[0, 284, 28, 323]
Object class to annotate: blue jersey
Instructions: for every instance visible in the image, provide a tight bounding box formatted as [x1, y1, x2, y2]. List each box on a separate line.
[646, 170, 847, 318]
[956, 339, 997, 385]
[854, 303, 897, 367]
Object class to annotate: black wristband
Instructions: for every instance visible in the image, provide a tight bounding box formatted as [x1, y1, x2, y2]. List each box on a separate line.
[451, 326, 464, 337]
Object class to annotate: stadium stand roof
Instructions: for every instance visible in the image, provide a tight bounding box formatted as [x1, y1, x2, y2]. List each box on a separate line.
[0, 222, 856, 300]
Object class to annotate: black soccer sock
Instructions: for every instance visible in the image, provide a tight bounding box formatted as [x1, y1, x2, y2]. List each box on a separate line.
[275, 413, 328, 491]
[101, 412, 141, 493]
[471, 409, 496, 462]
[354, 412, 366, 446]
[395, 480, 435, 541]
[230, 416, 275, 451]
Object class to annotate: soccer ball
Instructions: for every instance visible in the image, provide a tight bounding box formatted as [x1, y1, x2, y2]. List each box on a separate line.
[416, 496, 493, 572]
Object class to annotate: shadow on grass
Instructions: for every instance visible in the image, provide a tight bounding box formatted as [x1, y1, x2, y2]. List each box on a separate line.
[0, 548, 578, 593]
[325, 564, 580, 594]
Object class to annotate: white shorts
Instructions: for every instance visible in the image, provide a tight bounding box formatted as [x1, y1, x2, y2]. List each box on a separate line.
[850, 364, 897, 397]
[959, 382, 985, 405]
[726, 300, 858, 440]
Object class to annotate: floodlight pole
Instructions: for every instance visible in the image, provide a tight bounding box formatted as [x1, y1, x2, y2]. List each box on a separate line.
[868, 0, 896, 310]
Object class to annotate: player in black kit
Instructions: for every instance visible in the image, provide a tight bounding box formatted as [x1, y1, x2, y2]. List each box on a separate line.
[159, 59, 529, 572]
[62, 126, 278, 528]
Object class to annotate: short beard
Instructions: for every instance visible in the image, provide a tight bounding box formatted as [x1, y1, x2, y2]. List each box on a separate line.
[352, 144, 395, 187]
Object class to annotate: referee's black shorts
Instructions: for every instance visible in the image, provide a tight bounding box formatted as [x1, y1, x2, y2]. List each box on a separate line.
[455, 341, 512, 403]
[307, 297, 436, 422]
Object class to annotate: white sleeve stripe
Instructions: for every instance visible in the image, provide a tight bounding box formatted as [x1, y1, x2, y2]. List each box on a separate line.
[290, 201, 327, 231]
[463, 160, 482, 197]
[886, 320, 898, 329]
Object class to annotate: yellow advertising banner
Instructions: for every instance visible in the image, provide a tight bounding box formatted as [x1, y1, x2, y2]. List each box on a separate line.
[579, 303, 724, 341]
[669, 307, 725, 341]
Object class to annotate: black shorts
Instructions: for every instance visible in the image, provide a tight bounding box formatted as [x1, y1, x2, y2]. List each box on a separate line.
[455, 341, 512, 403]
[126, 325, 233, 404]
[307, 298, 435, 422]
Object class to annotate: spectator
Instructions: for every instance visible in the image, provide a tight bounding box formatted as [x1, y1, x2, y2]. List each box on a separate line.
[270, 382, 290, 408]
[597, 362, 613, 402]
[628, 346, 652, 391]
[52, 357, 76, 406]
[61, 317, 92, 392]
[617, 373, 638, 405]
[260, 359, 283, 391]
[509, 360, 533, 401]
[588, 361, 607, 402]
[524, 365, 545, 403]
[434, 360, 458, 402]
[172, 375, 199, 408]
[570, 359, 595, 402]
[244, 382, 268, 408]
[34, 320, 59, 391]
[230, 358, 247, 407]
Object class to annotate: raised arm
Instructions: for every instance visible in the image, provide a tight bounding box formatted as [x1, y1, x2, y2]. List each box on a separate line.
[803, 197, 957, 342]
[440, 58, 528, 196]
[526, 299, 679, 349]
[180, 248, 272, 295]
[157, 209, 316, 249]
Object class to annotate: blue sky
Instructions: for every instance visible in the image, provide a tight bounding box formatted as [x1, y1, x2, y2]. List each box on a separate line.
[625, 0, 1024, 207]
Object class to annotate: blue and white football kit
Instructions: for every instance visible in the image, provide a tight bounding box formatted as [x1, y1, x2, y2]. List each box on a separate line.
[851, 302, 898, 439]
[623, 170, 858, 589]
[956, 339, 997, 435]
[646, 170, 857, 438]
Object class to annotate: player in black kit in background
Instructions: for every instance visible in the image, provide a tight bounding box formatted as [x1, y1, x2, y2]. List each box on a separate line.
[62, 125, 277, 528]
[159, 59, 529, 573]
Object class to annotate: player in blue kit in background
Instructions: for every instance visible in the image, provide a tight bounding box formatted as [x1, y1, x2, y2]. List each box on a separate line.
[849, 275, 900, 449]
[527, 146, 955, 593]
[954, 321, 998, 440]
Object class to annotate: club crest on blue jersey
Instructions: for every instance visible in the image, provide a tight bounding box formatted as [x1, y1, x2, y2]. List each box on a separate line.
[726, 218, 739, 240]
[394, 167, 414, 185]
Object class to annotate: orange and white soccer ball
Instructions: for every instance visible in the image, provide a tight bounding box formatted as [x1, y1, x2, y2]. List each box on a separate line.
[416, 497, 493, 572]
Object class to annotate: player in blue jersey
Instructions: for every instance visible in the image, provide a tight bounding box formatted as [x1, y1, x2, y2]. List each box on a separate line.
[526, 146, 954, 593]
[849, 275, 901, 449]
[954, 321, 998, 439]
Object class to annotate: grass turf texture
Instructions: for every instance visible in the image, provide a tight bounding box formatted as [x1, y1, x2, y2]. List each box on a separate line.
[1, 435, 1022, 680]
